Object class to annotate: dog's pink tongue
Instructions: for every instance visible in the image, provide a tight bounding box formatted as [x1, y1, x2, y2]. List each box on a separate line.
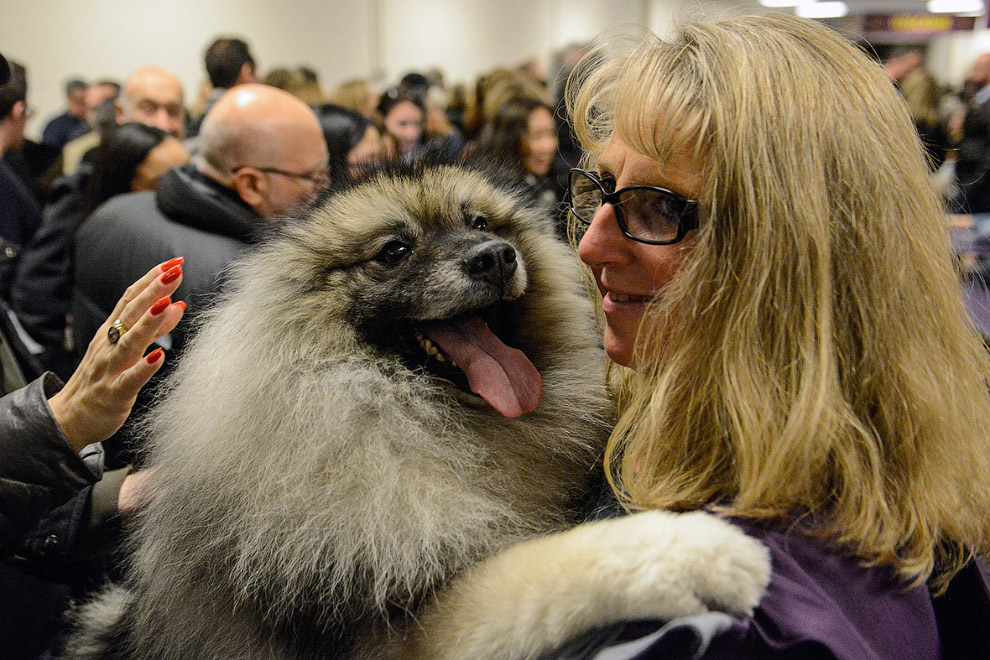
[423, 316, 542, 417]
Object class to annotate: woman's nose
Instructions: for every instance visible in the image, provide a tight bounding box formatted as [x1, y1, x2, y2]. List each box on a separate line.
[578, 203, 628, 268]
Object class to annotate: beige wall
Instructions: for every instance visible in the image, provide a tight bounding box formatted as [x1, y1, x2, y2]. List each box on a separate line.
[2, 0, 373, 137]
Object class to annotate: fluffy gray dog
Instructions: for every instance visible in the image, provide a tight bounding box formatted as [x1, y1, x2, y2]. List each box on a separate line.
[65, 162, 612, 659]
[65, 163, 769, 660]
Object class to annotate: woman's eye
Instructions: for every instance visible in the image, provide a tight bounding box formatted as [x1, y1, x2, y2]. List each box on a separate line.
[649, 195, 678, 219]
[471, 215, 488, 231]
[598, 173, 617, 193]
[375, 240, 411, 265]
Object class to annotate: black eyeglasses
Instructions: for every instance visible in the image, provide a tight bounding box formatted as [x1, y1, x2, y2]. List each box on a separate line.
[568, 168, 699, 245]
[233, 159, 330, 185]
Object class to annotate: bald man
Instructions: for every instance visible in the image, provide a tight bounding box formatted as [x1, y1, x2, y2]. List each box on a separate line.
[116, 66, 185, 138]
[72, 84, 329, 360]
[193, 83, 329, 218]
[61, 66, 183, 176]
[956, 54, 990, 213]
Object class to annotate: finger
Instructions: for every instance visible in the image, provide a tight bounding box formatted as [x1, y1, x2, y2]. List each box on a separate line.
[113, 264, 184, 337]
[105, 257, 183, 330]
[151, 301, 186, 340]
[115, 346, 169, 398]
[109, 298, 185, 371]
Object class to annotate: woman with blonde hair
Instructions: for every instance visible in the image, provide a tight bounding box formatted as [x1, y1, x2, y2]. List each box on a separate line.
[328, 79, 378, 119]
[401, 12, 990, 660]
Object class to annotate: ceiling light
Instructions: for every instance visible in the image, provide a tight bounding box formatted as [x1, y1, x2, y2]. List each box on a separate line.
[795, 1, 849, 18]
[927, 0, 984, 12]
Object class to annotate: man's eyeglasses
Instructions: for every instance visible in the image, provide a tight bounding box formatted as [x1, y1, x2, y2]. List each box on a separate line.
[233, 159, 330, 186]
[568, 168, 699, 245]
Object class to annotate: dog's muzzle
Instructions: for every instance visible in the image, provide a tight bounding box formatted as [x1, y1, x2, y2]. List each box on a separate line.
[462, 240, 517, 288]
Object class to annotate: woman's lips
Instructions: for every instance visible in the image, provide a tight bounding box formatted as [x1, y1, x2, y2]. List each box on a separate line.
[601, 291, 652, 313]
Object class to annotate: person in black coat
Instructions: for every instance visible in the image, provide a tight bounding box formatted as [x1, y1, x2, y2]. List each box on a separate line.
[72, 84, 328, 360]
[955, 53, 990, 213]
[0, 59, 42, 254]
[11, 123, 188, 379]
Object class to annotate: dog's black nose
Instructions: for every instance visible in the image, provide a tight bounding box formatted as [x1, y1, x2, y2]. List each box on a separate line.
[463, 240, 517, 286]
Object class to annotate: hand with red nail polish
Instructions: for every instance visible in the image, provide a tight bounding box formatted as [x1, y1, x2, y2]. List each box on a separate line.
[161, 266, 182, 285]
[48, 258, 187, 451]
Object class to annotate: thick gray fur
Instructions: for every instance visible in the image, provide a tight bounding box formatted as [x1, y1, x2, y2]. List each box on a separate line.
[64, 164, 612, 659]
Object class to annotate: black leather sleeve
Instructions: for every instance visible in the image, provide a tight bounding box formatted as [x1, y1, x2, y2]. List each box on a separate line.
[0, 373, 97, 551]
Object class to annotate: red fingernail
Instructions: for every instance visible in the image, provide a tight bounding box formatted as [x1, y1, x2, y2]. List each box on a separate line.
[161, 257, 184, 271]
[174, 300, 187, 311]
[146, 348, 164, 364]
[150, 296, 171, 315]
[160, 266, 182, 284]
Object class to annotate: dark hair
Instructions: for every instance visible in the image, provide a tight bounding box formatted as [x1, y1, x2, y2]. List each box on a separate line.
[0, 60, 27, 118]
[399, 72, 430, 95]
[205, 37, 255, 89]
[84, 122, 171, 214]
[65, 79, 87, 97]
[263, 67, 292, 90]
[297, 66, 319, 85]
[473, 97, 553, 172]
[92, 96, 121, 136]
[94, 79, 121, 94]
[376, 87, 425, 119]
[314, 103, 372, 185]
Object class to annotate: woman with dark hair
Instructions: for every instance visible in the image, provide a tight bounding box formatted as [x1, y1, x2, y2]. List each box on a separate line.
[83, 122, 188, 215]
[473, 97, 565, 229]
[313, 103, 381, 185]
[376, 87, 426, 159]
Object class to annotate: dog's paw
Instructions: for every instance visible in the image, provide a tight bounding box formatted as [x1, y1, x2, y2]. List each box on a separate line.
[403, 511, 771, 660]
[580, 510, 771, 621]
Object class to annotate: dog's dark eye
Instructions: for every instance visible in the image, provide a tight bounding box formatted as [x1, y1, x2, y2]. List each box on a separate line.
[471, 215, 488, 231]
[375, 240, 411, 265]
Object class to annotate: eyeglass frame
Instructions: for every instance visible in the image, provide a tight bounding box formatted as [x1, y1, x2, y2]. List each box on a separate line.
[567, 168, 699, 246]
[231, 158, 330, 185]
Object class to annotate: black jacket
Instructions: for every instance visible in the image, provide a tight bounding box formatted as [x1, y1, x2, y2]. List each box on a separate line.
[956, 99, 990, 213]
[0, 373, 96, 552]
[0, 157, 42, 252]
[10, 165, 91, 373]
[71, 165, 259, 357]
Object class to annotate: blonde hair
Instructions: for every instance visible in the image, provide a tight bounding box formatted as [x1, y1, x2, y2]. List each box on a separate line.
[569, 12, 990, 591]
[482, 71, 553, 123]
[330, 79, 375, 118]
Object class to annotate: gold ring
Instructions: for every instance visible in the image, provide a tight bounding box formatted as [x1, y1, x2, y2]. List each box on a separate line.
[107, 319, 128, 345]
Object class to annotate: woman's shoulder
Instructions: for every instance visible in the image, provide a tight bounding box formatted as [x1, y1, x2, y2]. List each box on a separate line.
[705, 520, 942, 659]
[540, 514, 990, 660]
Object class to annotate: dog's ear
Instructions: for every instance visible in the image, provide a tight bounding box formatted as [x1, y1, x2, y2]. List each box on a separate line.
[394, 511, 771, 660]
[460, 145, 530, 194]
[350, 141, 461, 185]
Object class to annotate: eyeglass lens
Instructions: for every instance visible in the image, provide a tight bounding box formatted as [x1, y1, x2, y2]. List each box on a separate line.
[569, 170, 688, 244]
